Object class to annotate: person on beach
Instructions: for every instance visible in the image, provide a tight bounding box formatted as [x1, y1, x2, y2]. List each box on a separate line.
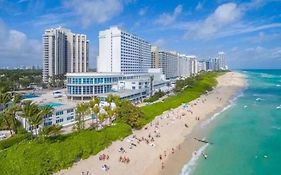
[159, 154, 162, 161]
[172, 148, 175, 154]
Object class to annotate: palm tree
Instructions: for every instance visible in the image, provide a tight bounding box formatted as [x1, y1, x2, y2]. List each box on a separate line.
[0, 92, 12, 110]
[0, 111, 13, 135]
[93, 96, 100, 105]
[103, 106, 114, 124]
[106, 94, 114, 108]
[6, 105, 21, 134]
[40, 124, 62, 138]
[75, 102, 89, 131]
[113, 95, 121, 106]
[97, 113, 108, 128]
[22, 101, 53, 136]
[13, 93, 22, 104]
[89, 98, 100, 125]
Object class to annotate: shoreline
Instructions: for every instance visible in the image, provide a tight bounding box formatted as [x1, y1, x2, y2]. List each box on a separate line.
[159, 76, 247, 175]
[57, 71, 247, 175]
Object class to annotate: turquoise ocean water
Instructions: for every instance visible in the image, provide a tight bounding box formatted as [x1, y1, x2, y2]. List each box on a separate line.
[180, 69, 281, 175]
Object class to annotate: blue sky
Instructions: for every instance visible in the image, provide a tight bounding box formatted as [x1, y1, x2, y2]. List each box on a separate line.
[0, 0, 281, 69]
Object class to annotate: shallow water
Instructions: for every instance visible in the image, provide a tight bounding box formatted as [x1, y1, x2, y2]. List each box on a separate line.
[180, 70, 281, 175]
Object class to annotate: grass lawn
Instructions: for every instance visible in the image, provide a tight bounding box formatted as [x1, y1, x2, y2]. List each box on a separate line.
[141, 72, 223, 123]
[0, 122, 131, 175]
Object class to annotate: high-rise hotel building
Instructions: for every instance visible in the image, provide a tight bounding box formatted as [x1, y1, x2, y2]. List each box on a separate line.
[43, 27, 89, 82]
[151, 47, 195, 79]
[97, 27, 151, 74]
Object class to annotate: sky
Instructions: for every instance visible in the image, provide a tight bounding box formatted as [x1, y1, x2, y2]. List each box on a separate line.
[0, 0, 281, 69]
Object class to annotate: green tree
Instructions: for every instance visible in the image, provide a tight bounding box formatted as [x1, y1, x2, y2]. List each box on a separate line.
[116, 100, 144, 129]
[106, 94, 114, 107]
[97, 112, 108, 127]
[5, 105, 21, 134]
[103, 106, 114, 123]
[75, 102, 89, 131]
[22, 101, 53, 136]
[89, 98, 100, 126]
[112, 95, 121, 106]
[0, 111, 13, 135]
[12, 93, 22, 104]
[40, 124, 62, 138]
[0, 92, 12, 109]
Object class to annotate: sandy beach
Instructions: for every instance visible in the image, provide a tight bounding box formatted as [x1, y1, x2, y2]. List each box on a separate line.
[57, 71, 247, 175]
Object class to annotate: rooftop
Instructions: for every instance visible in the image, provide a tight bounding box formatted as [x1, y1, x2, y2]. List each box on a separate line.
[23, 89, 77, 110]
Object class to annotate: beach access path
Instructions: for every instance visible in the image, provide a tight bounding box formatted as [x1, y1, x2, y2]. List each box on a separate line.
[57, 71, 247, 175]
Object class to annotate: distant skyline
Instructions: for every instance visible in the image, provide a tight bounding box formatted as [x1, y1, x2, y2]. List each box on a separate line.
[0, 0, 281, 69]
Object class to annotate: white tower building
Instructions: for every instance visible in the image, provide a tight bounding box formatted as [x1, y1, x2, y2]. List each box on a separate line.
[97, 26, 151, 74]
[42, 27, 89, 82]
[218, 51, 226, 70]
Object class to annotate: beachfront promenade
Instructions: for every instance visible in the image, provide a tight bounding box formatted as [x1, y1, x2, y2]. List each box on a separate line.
[57, 72, 247, 175]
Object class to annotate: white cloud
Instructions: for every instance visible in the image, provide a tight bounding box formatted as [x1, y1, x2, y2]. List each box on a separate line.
[185, 3, 242, 38]
[155, 5, 183, 26]
[64, 0, 126, 27]
[0, 19, 41, 66]
[228, 45, 281, 69]
[196, 2, 203, 11]
[138, 7, 148, 16]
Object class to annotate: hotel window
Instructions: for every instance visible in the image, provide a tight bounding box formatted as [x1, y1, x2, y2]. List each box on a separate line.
[67, 116, 74, 120]
[56, 118, 64, 123]
[67, 109, 74, 113]
[94, 78, 104, 84]
[73, 86, 82, 94]
[44, 121, 52, 126]
[56, 111, 63, 116]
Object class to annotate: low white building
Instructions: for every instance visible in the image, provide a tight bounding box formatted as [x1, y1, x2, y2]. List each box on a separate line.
[66, 70, 169, 103]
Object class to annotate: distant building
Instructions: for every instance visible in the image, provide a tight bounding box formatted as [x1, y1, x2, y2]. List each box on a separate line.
[159, 51, 179, 79]
[43, 27, 89, 82]
[210, 52, 228, 71]
[218, 51, 227, 70]
[97, 26, 151, 74]
[186, 56, 198, 75]
[198, 60, 207, 72]
[205, 59, 212, 71]
[151, 46, 160, 69]
[151, 49, 193, 79]
[178, 55, 191, 77]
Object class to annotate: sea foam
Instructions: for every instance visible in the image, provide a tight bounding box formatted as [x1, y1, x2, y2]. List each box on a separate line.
[200, 91, 243, 128]
[179, 143, 209, 175]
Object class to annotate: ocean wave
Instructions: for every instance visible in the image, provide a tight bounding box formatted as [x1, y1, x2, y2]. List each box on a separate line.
[200, 103, 233, 127]
[200, 91, 243, 128]
[271, 126, 281, 130]
[260, 73, 277, 79]
[179, 143, 209, 175]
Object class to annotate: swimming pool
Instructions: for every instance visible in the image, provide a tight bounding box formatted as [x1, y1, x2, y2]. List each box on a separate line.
[43, 102, 63, 108]
[22, 93, 39, 99]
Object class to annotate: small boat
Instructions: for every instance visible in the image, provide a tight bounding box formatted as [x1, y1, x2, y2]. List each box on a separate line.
[244, 105, 248, 108]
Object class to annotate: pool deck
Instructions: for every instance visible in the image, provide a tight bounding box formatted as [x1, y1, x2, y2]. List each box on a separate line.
[25, 89, 77, 111]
